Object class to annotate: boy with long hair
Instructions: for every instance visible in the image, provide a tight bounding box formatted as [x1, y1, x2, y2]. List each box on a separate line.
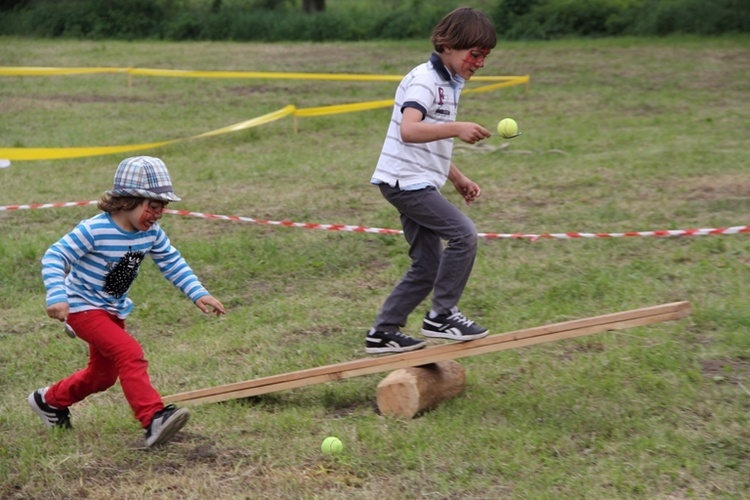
[30, 156, 225, 447]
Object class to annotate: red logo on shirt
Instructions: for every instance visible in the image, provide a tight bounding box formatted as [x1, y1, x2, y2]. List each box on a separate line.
[437, 87, 445, 105]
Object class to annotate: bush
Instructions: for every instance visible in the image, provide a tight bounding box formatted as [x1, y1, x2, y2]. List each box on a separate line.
[496, 0, 644, 39]
[622, 0, 750, 36]
[164, 11, 204, 40]
[492, 0, 545, 35]
[367, 8, 436, 40]
[0, 0, 30, 11]
[496, 0, 750, 39]
[183, 9, 367, 42]
[294, 11, 369, 42]
[2, 0, 169, 39]
[2, 0, 749, 40]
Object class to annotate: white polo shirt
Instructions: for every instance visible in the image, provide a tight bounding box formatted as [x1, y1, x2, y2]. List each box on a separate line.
[371, 53, 465, 190]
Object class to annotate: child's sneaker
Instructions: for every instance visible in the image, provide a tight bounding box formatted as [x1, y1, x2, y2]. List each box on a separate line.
[365, 329, 426, 354]
[28, 387, 73, 429]
[422, 311, 489, 341]
[145, 404, 189, 447]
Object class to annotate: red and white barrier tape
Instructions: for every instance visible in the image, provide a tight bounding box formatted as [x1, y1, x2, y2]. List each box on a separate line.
[2, 200, 749, 241]
[0, 200, 99, 211]
[165, 208, 403, 235]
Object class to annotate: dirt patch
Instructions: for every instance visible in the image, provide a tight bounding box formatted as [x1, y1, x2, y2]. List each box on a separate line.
[229, 85, 292, 96]
[701, 358, 750, 384]
[32, 93, 153, 104]
[286, 324, 348, 340]
[682, 176, 750, 201]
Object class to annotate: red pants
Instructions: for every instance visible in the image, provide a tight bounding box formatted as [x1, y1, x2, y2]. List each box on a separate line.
[44, 309, 164, 428]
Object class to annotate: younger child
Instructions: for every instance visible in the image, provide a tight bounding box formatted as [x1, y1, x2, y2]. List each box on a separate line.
[366, 7, 497, 354]
[30, 156, 226, 447]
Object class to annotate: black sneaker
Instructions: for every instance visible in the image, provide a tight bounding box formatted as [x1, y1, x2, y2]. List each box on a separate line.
[422, 311, 489, 341]
[145, 404, 189, 447]
[365, 329, 426, 354]
[28, 387, 73, 429]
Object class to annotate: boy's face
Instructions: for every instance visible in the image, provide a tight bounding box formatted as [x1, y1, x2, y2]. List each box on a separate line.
[443, 47, 490, 80]
[132, 199, 167, 231]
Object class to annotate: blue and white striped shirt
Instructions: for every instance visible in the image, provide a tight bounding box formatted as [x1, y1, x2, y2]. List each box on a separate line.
[42, 212, 209, 319]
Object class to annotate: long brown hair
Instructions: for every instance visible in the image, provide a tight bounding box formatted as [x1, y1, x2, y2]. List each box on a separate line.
[98, 193, 145, 213]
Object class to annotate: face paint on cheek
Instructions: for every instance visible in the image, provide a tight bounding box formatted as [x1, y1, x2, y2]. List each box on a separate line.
[462, 50, 490, 70]
[138, 207, 158, 231]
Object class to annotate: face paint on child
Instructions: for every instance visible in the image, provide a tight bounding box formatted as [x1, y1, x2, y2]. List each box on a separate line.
[138, 202, 166, 231]
[461, 49, 490, 71]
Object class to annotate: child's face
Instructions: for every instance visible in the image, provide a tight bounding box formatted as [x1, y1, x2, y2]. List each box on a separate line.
[444, 47, 490, 80]
[132, 199, 167, 231]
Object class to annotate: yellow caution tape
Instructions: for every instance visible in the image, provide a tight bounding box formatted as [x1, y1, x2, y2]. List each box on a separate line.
[0, 106, 297, 161]
[0, 66, 528, 84]
[0, 67, 530, 161]
[0, 67, 128, 76]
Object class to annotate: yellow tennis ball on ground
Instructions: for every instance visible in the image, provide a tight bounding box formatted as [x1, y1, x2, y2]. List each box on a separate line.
[497, 118, 519, 138]
[321, 436, 343, 455]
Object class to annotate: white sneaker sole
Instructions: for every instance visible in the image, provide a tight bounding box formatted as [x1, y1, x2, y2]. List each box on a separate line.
[421, 329, 489, 341]
[28, 391, 55, 427]
[365, 342, 427, 354]
[28, 390, 69, 428]
[146, 408, 189, 447]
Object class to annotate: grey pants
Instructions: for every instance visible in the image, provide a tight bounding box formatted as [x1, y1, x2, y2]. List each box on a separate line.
[373, 184, 478, 332]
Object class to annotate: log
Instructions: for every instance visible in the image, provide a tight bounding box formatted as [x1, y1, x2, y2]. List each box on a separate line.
[377, 360, 466, 419]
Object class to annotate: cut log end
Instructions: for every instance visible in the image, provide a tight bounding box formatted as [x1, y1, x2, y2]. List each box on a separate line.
[376, 360, 466, 419]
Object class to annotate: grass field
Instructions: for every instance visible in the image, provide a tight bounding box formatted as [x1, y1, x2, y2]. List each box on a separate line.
[1, 35, 749, 498]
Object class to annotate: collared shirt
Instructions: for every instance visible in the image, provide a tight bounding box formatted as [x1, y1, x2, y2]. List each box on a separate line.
[371, 53, 465, 191]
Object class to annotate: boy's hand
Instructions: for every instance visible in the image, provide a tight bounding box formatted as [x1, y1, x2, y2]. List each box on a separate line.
[449, 164, 482, 205]
[454, 177, 482, 205]
[456, 122, 491, 145]
[400, 111, 491, 145]
[46, 302, 69, 322]
[196, 295, 226, 316]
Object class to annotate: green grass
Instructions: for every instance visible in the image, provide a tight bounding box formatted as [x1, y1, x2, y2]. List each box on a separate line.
[1, 35, 750, 498]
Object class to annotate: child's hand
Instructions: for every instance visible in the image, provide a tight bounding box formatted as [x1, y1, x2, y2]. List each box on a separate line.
[46, 302, 69, 322]
[453, 177, 482, 205]
[196, 295, 226, 316]
[456, 122, 491, 145]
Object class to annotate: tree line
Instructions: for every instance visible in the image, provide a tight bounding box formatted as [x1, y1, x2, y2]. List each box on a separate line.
[1, 0, 748, 40]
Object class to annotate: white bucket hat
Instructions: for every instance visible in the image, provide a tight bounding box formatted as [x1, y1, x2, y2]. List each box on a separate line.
[106, 156, 181, 202]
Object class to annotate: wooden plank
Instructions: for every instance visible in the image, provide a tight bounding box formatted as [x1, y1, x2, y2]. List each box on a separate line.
[164, 301, 690, 406]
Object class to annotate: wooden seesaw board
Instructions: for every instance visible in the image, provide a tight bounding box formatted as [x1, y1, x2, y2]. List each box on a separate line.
[164, 301, 691, 406]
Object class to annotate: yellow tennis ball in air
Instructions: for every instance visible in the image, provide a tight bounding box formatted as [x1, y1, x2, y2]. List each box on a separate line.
[321, 436, 343, 455]
[497, 118, 519, 138]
